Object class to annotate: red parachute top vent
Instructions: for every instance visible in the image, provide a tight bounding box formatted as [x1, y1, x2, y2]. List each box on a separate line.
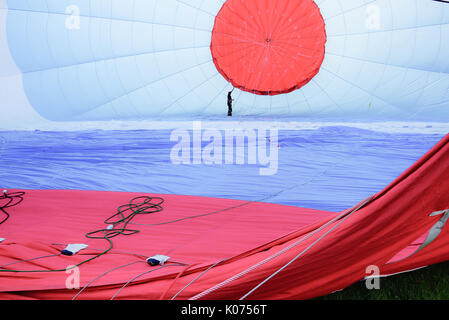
[211, 0, 327, 96]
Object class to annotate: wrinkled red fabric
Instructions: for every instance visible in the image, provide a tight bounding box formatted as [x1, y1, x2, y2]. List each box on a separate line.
[1, 133, 449, 300]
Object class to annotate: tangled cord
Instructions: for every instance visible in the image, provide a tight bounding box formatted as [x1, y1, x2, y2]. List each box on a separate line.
[0, 195, 165, 273]
[0, 191, 25, 226]
[86, 196, 164, 241]
[0, 185, 298, 274]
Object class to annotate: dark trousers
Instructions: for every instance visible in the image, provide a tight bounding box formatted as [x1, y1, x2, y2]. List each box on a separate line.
[228, 103, 232, 116]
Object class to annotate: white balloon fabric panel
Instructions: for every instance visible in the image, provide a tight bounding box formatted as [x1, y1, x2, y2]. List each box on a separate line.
[3, 0, 449, 121]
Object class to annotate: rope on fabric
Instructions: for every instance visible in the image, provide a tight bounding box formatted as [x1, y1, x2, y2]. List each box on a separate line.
[0, 183, 317, 297]
[109, 264, 186, 300]
[72, 261, 147, 300]
[188, 194, 376, 300]
[0, 195, 165, 273]
[0, 190, 25, 226]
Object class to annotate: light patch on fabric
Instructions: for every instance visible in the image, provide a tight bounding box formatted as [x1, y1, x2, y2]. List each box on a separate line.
[62, 244, 88, 255]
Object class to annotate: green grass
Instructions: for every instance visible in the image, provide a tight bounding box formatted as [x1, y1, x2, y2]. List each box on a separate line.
[318, 261, 449, 300]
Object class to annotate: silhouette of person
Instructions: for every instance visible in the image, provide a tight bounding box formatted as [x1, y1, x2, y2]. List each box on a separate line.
[227, 88, 234, 116]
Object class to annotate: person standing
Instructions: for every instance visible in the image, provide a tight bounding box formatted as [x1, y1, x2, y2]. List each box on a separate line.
[227, 88, 234, 116]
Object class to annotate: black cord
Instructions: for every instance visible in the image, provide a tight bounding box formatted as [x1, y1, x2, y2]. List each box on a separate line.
[0, 194, 165, 273]
[0, 191, 25, 225]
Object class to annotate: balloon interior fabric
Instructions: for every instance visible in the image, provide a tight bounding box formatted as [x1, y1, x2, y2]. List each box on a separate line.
[2, 0, 449, 121]
[1, 133, 449, 300]
[1, 0, 449, 301]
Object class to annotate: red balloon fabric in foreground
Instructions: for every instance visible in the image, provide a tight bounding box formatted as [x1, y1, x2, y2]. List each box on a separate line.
[211, 0, 327, 95]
